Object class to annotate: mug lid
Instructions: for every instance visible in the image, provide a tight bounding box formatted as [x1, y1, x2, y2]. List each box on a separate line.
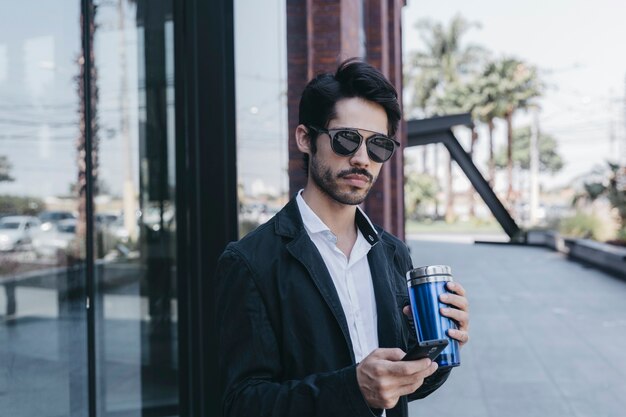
[406, 265, 452, 280]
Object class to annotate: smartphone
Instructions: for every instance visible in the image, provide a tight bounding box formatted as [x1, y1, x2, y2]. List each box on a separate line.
[402, 339, 448, 362]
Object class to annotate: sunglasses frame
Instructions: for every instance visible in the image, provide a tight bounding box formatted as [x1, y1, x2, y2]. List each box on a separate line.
[307, 125, 401, 163]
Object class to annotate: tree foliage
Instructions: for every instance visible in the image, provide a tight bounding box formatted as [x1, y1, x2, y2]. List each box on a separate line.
[493, 126, 564, 173]
[0, 195, 44, 216]
[405, 171, 439, 220]
[405, 14, 487, 116]
[480, 58, 543, 200]
[574, 162, 626, 229]
[0, 156, 14, 183]
[404, 14, 546, 216]
[478, 58, 542, 120]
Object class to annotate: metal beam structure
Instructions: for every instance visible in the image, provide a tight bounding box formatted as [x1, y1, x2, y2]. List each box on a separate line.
[406, 114, 523, 241]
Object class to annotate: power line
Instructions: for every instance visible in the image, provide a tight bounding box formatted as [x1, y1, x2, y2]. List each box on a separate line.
[0, 117, 77, 127]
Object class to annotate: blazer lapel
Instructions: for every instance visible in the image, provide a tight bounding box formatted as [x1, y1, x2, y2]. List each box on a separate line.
[276, 198, 402, 360]
[368, 240, 401, 349]
[286, 233, 355, 362]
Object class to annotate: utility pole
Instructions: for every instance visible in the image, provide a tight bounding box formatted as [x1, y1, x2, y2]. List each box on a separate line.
[434, 144, 440, 218]
[529, 107, 540, 226]
[609, 88, 616, 158]
[623, 74, 626, 165]
[119, 0, 137, 241]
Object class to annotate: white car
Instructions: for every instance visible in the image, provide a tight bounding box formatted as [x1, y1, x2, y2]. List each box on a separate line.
[0, 216, 41, 251]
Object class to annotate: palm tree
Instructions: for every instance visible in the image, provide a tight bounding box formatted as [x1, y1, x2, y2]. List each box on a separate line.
[493, 126, 564, 174]
[406, 14, 486, 113]
[478, 58, 542, 204]
[472, 70, 507, 185]
[435, 81, 482, 218]
[405, 14, 487, 221]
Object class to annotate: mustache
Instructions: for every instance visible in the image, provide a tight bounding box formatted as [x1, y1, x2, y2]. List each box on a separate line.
[337, 168, 374, 182]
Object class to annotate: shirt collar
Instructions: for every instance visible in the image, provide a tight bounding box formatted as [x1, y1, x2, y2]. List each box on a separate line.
[295, 190, 380, 246]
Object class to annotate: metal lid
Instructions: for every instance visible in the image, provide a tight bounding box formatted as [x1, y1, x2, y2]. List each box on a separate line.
[407, 275, 452, 286]
[406, 265, 452, 281]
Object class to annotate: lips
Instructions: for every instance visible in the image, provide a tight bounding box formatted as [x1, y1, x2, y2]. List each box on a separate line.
[341, 174, 370, 187]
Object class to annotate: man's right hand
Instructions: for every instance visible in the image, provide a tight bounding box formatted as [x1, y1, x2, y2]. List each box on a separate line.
[356, 348, 438, 410]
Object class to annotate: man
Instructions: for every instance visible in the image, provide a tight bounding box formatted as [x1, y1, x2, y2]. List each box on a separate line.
[216, 59, 470, 417]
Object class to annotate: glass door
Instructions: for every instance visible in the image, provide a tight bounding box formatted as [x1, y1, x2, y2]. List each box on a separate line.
[92, 0, 178, 416]
[0, 1, 179, 416]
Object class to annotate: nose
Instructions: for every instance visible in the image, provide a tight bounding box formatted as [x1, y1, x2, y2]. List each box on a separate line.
[349, 139, 370, 167]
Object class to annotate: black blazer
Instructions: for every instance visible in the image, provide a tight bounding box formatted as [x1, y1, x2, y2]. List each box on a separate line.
[216, 198, 451, 417]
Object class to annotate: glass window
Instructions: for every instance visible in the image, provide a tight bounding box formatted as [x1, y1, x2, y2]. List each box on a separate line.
[93, 0, 178, 416]
[235, 0, 289, 238]
[0, 2, 88, 416]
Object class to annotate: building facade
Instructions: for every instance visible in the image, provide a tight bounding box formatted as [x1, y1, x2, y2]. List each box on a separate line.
[287, 0, 406, 240]
[0, 0, 405, 416]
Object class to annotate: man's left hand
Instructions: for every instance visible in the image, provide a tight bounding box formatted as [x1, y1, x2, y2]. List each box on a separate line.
[402, 281, 470, 348]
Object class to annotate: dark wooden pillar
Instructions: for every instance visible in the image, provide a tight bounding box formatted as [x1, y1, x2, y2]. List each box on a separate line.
[287, 0, 364, 194]
[387, 0, 406, 241]
[287, 0, 406, 239]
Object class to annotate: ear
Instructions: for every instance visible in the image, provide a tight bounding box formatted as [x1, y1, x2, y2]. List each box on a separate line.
[295, 124, 312, 155]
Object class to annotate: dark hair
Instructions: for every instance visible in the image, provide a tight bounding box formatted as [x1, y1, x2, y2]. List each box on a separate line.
[298, 58, 401, 175]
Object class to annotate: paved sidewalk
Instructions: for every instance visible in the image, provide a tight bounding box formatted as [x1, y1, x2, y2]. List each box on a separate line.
[407, 239, 626, 417]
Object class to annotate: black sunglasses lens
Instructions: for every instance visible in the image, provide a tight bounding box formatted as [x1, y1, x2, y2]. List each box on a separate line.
[332, 130, 361, 155]
[367, 136, 396, 162]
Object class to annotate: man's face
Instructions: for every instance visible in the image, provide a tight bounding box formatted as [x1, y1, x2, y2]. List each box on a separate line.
[309, 97, 389, 205]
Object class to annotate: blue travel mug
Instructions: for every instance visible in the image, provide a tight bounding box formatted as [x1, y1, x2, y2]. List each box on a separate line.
[406, 265, 460, 369]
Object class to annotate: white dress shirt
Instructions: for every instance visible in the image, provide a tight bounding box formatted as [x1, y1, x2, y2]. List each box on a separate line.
[296, 191, 380, 363]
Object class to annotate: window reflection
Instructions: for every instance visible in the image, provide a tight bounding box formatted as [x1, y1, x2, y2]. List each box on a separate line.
[0, 2, 88, 417]
[94, 0, 178, 415]
[0, 0, 179, 416]
[235, 0, 289, 237]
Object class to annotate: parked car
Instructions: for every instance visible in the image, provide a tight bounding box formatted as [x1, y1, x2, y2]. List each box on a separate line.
[32, 218, 77, 258]
[38, 210, 76, 232]
[0, 216, 41, 251]
[96, 212, 119, 227]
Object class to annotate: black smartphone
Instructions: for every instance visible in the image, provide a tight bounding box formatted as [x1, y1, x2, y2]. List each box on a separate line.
[402, 339, 448, 362]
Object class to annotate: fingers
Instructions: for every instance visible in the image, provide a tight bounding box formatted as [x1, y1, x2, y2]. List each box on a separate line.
[441, 305, 470, 347]
[440, 282, 470, 347]
[441, 298, 470, 347]
[402, 305, 413, 318]
[440, 292, 469, 312]
[446, 281, 466, 296]
[440, 306, 469, 329]
[370, 347, 407, 362]
[387, 357, 433, 377]
[395, 361, 439, 395]
[447, 328, 470, 346]
[357, 353, 439, 409]
[368, 349, 432, 375]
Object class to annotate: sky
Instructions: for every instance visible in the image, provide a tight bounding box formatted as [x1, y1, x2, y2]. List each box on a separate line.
[0, 1, 82, 198]
[0, 1, 161, 200]
[234, 0, 288, 198]
[233, 0, 626, 197]
[402, 0, 626, 190]
[1, 0, 625, 201]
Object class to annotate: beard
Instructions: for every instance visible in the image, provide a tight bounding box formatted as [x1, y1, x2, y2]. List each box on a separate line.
[309, 154, 377, 205]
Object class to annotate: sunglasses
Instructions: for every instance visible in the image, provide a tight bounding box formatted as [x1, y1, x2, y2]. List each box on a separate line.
[307, 125, 400, 163]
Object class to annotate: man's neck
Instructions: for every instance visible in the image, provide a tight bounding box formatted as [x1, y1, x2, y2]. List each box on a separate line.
[301, 185, 359, 256]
